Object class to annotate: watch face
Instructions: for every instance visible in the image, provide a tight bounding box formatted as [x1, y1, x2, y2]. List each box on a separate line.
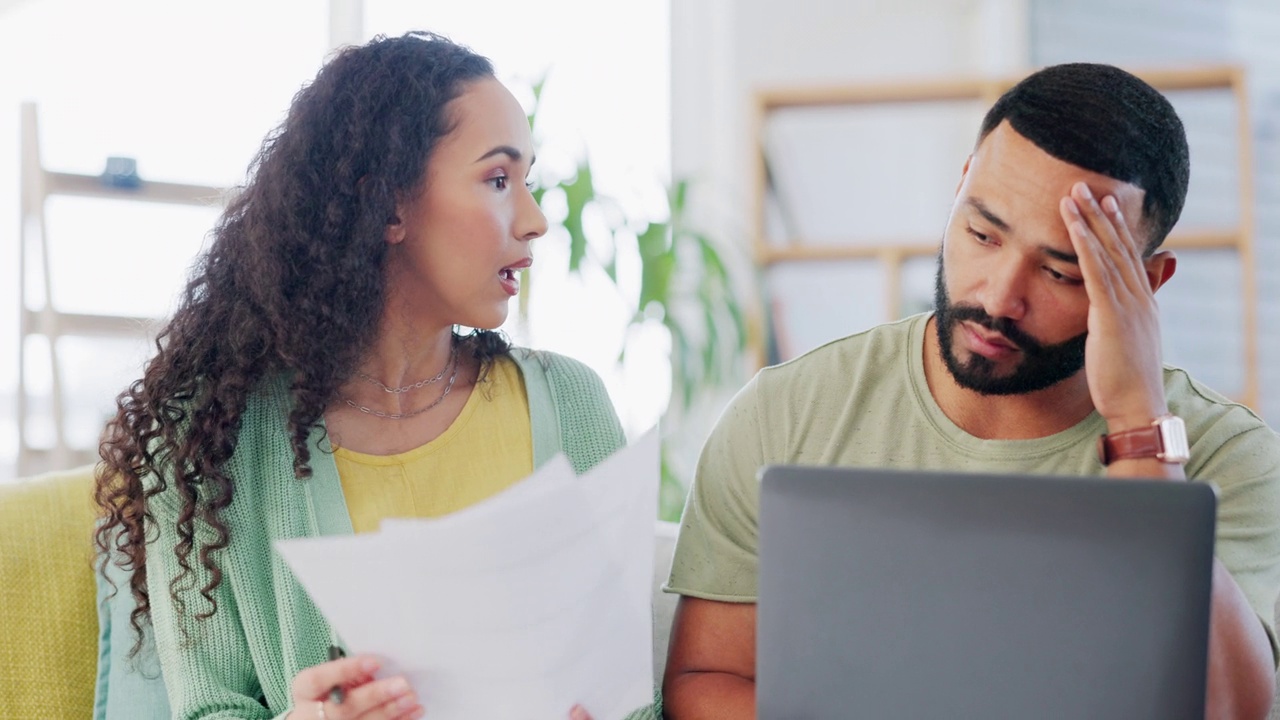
[1157, 415, 1191, 463]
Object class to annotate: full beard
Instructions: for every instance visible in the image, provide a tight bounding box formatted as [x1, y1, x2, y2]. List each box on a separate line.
[933, 254, 1087, 396]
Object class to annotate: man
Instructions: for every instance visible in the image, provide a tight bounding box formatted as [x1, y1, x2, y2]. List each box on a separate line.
[662, 63, 1280, 720]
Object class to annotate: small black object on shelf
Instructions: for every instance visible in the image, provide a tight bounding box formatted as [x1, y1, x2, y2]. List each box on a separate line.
[100, 156, 141, 188]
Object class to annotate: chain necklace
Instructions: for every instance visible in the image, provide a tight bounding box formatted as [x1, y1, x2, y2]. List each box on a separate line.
[357, 345, 458, 394]
[342, 350, 460, 420]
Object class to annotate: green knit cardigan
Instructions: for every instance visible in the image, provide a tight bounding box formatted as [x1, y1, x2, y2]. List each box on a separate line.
[97, 349, 662, 720]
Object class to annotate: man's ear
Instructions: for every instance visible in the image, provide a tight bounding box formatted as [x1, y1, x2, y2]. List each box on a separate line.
[955, 155, 973, 196]
[1145, 250, 1177, 293]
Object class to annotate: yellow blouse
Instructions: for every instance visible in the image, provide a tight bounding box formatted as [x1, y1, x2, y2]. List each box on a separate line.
[335, 355, 533, 534]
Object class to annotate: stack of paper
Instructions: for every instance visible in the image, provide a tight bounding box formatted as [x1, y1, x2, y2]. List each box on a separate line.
[275, 430, 660, 720]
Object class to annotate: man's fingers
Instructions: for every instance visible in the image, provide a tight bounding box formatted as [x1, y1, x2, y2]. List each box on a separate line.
[1070, 184, 1142, 266]
[1069, 183, 1126, 259]
[291, 655, 381, 701]
[1061, 197, 1115, 305]
[1065, 185, 1148, 297]
[1098, 192, 1147, 269]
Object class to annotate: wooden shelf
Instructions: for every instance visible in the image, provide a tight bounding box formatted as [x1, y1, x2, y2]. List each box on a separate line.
[756, 229, 1246, 266]
[20, 308, 159, 339]
[43, 171, 226, 207]
[757, 65, 1242, 111]
[17, 101, 229, 477]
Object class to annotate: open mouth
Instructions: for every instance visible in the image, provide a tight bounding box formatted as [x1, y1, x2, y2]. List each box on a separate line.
[498, 262, 528, 296]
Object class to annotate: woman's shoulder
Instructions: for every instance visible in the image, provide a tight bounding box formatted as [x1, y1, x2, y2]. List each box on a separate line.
[507, 347, 607, 389]
[507, 348, 624, 471]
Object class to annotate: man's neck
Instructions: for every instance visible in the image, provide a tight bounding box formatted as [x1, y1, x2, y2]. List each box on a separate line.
[921, 315, 1097, 440]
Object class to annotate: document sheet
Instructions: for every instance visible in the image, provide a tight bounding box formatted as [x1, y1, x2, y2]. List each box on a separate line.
[275, 430, 660, 719]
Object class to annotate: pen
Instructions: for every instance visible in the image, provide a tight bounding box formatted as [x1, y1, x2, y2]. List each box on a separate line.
[328, 645, 346, 705]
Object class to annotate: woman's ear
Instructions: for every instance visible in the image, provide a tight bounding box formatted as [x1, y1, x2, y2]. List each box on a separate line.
[385, 209, 406, 245]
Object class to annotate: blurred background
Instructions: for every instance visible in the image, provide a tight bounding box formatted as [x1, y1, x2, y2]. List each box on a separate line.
[5, 0, 1280, 520]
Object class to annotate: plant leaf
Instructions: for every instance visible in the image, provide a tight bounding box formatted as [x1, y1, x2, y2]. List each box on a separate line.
[562, 161, 595, 272]
[637, 221, 673, 310]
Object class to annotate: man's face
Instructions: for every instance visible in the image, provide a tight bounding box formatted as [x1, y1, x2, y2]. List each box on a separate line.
[934, 255, 1087, 395]
[936, 121, 1148, 395]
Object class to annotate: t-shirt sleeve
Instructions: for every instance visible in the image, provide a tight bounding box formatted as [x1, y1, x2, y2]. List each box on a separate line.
[1193, 422, 1280, 665]
[664, 374, 767, 602]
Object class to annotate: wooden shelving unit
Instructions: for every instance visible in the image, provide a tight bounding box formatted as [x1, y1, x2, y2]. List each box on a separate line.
[17, 102, 228, 476]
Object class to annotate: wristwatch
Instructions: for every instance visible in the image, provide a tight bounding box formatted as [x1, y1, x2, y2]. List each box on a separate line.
[1097, 414, 1190, 466]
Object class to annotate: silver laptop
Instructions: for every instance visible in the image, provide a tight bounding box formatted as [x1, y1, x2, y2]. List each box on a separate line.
[757, 466, 1217, 720]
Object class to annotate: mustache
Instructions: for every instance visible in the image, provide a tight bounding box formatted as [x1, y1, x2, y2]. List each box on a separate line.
[943, 304, 1045, 354]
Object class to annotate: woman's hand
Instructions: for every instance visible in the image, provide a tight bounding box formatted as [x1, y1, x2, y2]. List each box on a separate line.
[287, 654, 423, 720]
[286, 657, 593, 720]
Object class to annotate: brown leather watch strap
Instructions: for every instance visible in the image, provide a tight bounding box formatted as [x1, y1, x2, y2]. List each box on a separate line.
[1097, 426, 1163, 465]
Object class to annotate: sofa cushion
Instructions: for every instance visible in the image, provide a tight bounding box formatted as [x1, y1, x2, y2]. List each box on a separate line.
[0, 466, 98, 720]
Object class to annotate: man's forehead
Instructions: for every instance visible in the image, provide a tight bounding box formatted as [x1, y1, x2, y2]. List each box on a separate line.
[971, 122, 1147, 216]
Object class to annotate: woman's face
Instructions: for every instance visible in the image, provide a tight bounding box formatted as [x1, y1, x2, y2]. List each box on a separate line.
[384, 77, 547, 332]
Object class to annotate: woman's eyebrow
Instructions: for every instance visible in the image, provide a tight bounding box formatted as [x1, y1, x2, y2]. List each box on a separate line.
[474, 145, 530, 163]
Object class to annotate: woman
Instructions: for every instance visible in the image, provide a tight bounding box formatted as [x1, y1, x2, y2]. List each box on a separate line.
[94, 31, 651, 720]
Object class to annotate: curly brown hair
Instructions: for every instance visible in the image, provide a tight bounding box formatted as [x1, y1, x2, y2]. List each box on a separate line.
[94, 31, 507, 655]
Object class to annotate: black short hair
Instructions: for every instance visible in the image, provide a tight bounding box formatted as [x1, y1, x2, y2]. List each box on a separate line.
[977, 63, 1190, 252]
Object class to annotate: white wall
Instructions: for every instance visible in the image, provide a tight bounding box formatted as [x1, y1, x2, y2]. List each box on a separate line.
[673, 0, 1027, 242]
[1234, 6, 1280, 424]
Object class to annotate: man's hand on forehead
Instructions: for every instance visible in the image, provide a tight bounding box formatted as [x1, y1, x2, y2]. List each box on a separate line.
[1060, 181, 1168, 432]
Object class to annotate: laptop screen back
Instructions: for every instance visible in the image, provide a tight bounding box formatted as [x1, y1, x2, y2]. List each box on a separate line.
[757, 466, 1216, 720]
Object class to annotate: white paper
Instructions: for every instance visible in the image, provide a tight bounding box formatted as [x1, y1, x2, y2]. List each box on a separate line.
[275, 429, 659, 720]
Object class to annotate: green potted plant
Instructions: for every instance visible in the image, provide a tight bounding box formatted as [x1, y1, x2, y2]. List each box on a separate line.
[523, 81, 747, 521]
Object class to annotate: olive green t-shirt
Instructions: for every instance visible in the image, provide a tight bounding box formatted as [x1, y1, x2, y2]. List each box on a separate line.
[666, 313, 1280, 657]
